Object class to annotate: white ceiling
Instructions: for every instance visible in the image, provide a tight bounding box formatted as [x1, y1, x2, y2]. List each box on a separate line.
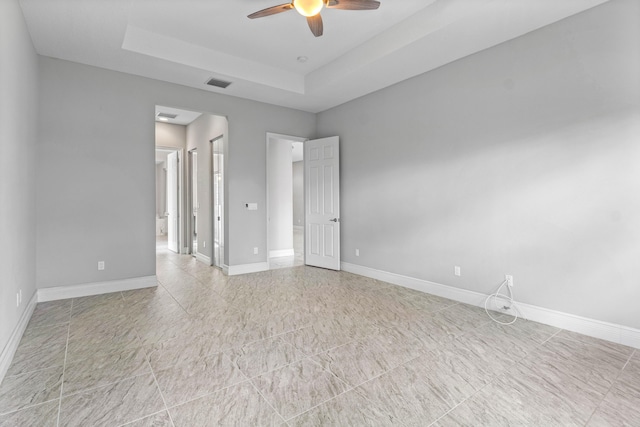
[155, 105, 202, 125]
[19, 0, 609, 113]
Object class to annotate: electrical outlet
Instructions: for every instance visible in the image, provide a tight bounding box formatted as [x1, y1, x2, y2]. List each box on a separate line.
[497, 302, 512, 312]
[506, 274, 514, 287]
[98, 261, 105, 271]
[253, 247, 258, 255]
[454, 266, 461, 276]
[355, 249, 360, 256]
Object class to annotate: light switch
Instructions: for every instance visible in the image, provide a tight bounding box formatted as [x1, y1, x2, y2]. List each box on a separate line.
[246, 203, 258, 210]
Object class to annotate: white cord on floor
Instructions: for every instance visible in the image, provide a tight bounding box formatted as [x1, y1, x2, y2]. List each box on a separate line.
[484, 279, 518, 325]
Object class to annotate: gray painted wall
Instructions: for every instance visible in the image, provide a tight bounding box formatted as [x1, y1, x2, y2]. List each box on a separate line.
[37, 57, 316, 288]
[292, 161, 304, 227]
[0, 0, 39, 356]
[317, 0, 640, 329]
[156, 122, 186, 149]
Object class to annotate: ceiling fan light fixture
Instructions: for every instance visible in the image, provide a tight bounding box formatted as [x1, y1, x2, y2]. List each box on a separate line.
[293, 0, 323, 17]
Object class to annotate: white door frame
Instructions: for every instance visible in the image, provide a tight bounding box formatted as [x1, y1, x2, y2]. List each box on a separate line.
[155, 146, 184, 253]
[265, 132, 308, 269]
[188, 147, 198, 256]
[210, 135, 224, 269]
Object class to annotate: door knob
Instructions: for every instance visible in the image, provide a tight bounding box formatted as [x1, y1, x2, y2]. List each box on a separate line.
[329, 218, 339, 222]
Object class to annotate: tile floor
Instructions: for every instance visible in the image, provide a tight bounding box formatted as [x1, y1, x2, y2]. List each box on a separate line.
[0, 249, 638, 426]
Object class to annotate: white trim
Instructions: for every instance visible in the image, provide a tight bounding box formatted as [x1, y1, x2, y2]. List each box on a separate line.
[194, 252, 211, 265]
[341, 262, 486, 306]
[266, 133, 308, 143]
[516, 302, 640, 349]
[37, 276, 157, 302]
[341, 262, 640, 349]
[269, 249, 295, 258]
[226, 262, 269, 276]
[0, 292, 38, 384]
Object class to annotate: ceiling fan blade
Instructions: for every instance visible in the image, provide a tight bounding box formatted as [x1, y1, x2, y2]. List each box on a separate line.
[248, 3, 294, 19]
[325, 0, 380, 10]
[307, 14, 323, 37]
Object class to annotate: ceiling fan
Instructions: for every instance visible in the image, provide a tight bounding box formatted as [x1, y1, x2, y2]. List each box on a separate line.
[248, 0, 381, 37]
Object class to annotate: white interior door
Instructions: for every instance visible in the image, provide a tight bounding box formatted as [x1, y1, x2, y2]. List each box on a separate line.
[305, 136, 340, 270]
[167, 151, 179, 253]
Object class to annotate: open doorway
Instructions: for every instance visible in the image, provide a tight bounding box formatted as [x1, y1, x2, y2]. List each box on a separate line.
[155, 106, 228, 270]
[155, 147, 182, 253]
[267, 133, 305, 270]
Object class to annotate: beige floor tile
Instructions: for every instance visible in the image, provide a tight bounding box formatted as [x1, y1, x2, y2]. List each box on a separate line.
[62, 347, 151, 395]
[169, 382, 283, 426]
[246, 308, 313, 337]
[6, 323, 68, 376]
[313, 327, 426, 388]
[419, 338, 508, 390]
[67, 323, 142, 363]
[121, 410, 173, 426]
[12, 323, 69, 354]
[586, 379, 640, 426]
[147, 332, 233, 372]
[27, 300, 72, 328]
[354, 358, 475, 426]
[251, 358, 349, 420]
[0, 366, 63, 415]
[155, 352, 246, 407]
[288, 388, 398, 426]
[59, 374, 164, 427]
[134, 316, 199, 347]
[0, 400, 59, 427]
[438, 368, 595, 427]
[225, 336, 306, 379]
[71, 292, 125, 320]
[6, 343, 67, 377]
[280, 318, 381, 356]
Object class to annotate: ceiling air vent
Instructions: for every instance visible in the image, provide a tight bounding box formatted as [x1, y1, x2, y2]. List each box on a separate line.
[206, 77, 232, 89]
[157, 112, 178, 120]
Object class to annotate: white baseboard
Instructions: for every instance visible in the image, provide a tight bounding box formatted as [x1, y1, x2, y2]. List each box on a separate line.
[341, 262, 640, 350]
[37, 275, 158, 302]
[515, 302, 640, 349]
[269, 249, 295, 258]
[341, 262, 487, 306]
[194, 252, 211, 265]
[226, 262, 269, 276]
[0, 292, 38, 384]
